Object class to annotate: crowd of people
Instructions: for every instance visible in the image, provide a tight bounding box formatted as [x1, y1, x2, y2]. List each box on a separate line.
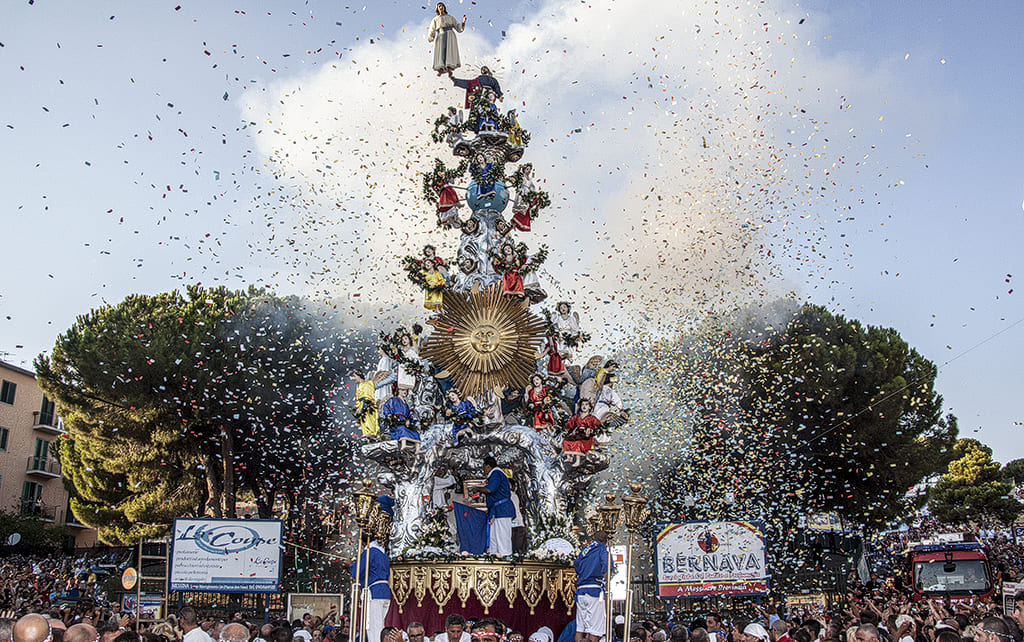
[3, 525, 1024, 642]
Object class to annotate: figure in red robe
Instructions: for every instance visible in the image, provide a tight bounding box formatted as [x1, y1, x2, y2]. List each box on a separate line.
[524, 374, 554, 431]
[562, 399, 601, 454]
[493, 242, 526, 299]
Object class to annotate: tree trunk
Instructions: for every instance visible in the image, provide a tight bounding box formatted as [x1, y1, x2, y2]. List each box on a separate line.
[204, 453, 223, 518]
[221, 426, 236, 518]
[255, 483, 274, 519]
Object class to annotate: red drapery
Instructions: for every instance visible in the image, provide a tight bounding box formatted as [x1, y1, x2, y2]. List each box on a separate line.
[384, 591, 575, 637]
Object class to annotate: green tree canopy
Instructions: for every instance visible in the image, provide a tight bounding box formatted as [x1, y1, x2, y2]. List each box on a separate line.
[36, 285, 353, 545]
[928, 438, 1022, 525]
[1002, 458, 1024, 486]
[653, 301, 957, 591]
[740, 304, 956, 527]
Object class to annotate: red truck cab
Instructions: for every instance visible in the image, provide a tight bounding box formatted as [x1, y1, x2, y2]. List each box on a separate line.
[906, 539, 993, 601]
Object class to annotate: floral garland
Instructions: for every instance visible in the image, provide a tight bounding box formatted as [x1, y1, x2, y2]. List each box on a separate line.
[541, 309, 592, 348]
[422, 158, 468, 205]
[522, 244, 549, 274]
[410, 506, 450, 551]
[392, 549, 575, 564]
[488, 242, 527, 274]
[488, 243, 548, 275]
[529, 510, 578, 552]
[434, 401, 488, 428]
[509, 165, 551, 221]
[401, 255, 447, 293]
[349, 396, 377, 424]
[378, 329, 428, 378]
[468, 159, 507, 192]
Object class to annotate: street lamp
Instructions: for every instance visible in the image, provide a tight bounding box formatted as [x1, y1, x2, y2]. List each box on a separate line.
[350, 480, 377, 642]
[620, 483, 649, 642]
[596, 494, 622, 637]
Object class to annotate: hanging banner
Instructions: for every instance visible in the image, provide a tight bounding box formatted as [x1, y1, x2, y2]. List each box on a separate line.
[609, 545, 628, 601]
[169, 518, 283, 593]
[654, 520, 768, 598]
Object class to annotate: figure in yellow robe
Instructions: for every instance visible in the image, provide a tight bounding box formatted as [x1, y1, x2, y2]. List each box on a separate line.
[423, 258, 446, 310]
[353, 375, 380, 437]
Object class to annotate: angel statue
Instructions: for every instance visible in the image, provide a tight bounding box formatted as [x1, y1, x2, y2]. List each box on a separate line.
[561, 398, 602, 466]
[427, 3, 466, 76]
[421, 257, 447, 311]
[350, 372, 380, 438]
[524, 373, 555, 432]
[492, 241, 527, 300]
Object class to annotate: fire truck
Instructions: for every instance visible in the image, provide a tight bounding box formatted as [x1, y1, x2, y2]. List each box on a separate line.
[906, 536, 994, 601]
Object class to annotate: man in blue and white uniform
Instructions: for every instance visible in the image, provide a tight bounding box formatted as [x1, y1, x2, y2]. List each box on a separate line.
[350, 534, 391, 642]
[574, 529, 610, 642]
[478, 455, 514, 557]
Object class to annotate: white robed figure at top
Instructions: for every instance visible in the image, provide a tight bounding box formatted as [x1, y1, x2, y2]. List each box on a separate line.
[428, 3, 466, 76]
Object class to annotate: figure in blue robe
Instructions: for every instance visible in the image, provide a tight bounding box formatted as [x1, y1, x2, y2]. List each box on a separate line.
[574, 532, 610, 598]
[380, 393, 420, 442]
[444, 390, 477, 444]
[376, 495, 395, 519]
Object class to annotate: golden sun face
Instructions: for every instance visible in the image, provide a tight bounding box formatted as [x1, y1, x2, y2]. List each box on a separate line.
[422, 284, 548, 397]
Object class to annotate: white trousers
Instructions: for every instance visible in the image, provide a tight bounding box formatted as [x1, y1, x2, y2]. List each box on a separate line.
[488, 517, 513, 556]
[576, 592, 606, 637]
[365, 597, 390, 642]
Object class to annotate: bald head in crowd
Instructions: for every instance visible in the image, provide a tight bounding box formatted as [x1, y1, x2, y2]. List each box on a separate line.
[65, 625, 98, 642]
[220, 624, 250, 642]
[13, 615, 51, 642]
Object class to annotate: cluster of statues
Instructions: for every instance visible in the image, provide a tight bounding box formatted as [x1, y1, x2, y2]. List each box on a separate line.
[344, 15, 630, 562]
[352, 305, 626, 465]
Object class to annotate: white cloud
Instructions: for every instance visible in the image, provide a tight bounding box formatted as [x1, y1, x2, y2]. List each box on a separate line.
[240, 0, 944, 346]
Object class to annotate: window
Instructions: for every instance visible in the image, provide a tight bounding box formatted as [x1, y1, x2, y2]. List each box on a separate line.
[0, 426, 7, 451]
[39, 396, 56, 426]
[22, 480, 42, 503]
[0, 380, 15, 405]
[33, 437, 50, 465]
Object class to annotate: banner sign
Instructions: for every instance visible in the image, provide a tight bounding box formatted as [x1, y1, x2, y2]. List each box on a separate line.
[1004, 582, 1022, 617]
[655, 520, 768, 598]
[609, 545, 627, 601]
[786, 593, 829, 616]
[805, 513, 844, 532]
[169, 518, 283, 593]
[287, 593, 344, 622]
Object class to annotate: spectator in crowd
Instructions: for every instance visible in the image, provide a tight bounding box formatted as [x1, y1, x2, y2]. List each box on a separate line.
[220, 624, 249, 642]
[434, 616, 469, 642]
[64, 624, 97, 642]
[179, 608, 212, 642]
[13, 615, 51, 642]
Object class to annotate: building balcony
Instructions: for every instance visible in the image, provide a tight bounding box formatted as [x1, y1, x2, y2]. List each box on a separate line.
[26, 456, 61, 478]
[20, 500, 57, 522]
[32, 411, 65, 435]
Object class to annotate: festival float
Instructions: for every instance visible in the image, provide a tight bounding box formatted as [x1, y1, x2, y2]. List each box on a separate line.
[348, 24, 631, 635]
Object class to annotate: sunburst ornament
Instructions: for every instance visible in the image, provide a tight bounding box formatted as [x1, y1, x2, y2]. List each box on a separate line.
[422, 283, 548, 397]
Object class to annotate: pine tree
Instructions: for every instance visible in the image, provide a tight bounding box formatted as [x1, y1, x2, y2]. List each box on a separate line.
[928, 439, 1022, 526]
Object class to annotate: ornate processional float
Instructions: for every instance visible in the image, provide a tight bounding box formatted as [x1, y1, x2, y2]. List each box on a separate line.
[348, 26, 631, 634]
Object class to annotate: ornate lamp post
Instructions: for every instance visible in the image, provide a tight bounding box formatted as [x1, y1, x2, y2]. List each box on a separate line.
[620, 483, 649, 642]
[596, 494, 622, 637]
[350, 480, 377, 642]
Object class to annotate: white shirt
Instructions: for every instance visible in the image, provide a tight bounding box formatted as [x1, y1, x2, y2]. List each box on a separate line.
[432, 474, 456, 507]
[183, 628, 214, 642]
[432, 633, 471, 642]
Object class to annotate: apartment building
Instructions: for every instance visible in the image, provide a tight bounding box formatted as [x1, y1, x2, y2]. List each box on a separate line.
[0, 359, 97, 548]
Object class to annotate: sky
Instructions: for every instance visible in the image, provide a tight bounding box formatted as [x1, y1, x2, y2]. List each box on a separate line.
[2, 1, 1023, 463]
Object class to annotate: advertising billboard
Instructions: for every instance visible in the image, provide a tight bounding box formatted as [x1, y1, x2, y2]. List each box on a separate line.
[169, 518, 283, 593]
[287, 593, 345, 622]
[655, 520, 768, 598]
